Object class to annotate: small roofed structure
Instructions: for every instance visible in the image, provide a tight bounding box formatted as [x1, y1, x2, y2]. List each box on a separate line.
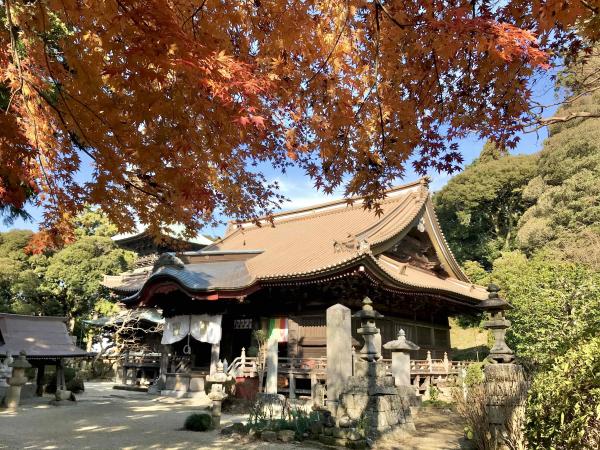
[0, 314, 92, 396]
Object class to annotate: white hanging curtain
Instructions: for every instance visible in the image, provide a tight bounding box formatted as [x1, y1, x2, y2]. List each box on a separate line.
[161, 315, 191, 345]
[190, 314, 222, 345]
[161, 314, 222, 345]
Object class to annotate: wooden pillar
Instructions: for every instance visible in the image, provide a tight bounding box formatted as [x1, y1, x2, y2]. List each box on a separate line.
[210, 343, 220, 375]
[36, 364, 45, 396]
[288, 358, 296, 399]
[158, 344, 170, 390]
[56, 359, 66, 391]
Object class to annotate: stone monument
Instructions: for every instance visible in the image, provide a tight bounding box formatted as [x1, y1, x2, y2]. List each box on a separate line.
[4, 351, 32, 409]
[481, 284, 527, 447]
[326, 303, 352, 415]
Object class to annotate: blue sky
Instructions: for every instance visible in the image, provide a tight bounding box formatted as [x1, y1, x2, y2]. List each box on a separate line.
[1, 71, 561, 238]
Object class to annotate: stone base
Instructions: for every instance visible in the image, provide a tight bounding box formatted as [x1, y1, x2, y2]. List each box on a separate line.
[338, 373, 415, 439]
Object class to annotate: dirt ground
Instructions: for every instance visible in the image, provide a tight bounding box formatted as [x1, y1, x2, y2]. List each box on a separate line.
[0, 382, 468, 450]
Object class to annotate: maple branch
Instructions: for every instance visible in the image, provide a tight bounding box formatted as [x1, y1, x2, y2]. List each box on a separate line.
[374, 3, 385, 154]
[4, 0, 24, 114]
[183, 0, 208, 26]
[375, 0, 417, 29]
[580, 0, 599, 14]
[538, 111, 600, 125]
[305, 0, 350, 86]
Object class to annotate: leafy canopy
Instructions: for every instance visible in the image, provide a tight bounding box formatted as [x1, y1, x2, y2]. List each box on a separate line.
[434, 147, 537, 266]
[517, 91, 600, 268]
[468, 251, 600, 369]
[0, 210, 134, 320]
[1, 0, 598, 241]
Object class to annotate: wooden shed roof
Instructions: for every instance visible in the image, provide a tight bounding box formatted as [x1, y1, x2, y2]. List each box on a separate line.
[0, 314, 91, 359]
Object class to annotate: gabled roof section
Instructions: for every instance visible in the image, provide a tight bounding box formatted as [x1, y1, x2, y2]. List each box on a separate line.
[207, 178, 466, 282]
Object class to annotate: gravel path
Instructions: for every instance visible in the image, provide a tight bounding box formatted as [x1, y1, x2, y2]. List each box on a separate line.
[0, 382, 305, 450]
[1, 382, 468, 449]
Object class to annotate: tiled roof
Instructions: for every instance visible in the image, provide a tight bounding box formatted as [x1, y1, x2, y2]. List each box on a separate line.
[209, 181, 428, 279]
[117, 180, 488, 303]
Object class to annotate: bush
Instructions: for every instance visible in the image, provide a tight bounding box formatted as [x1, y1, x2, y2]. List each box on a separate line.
[66, 376, 85, 393]
[184, 413, 213, 432]
[44, 367, 79, 394]
[525, 337, 600, 449]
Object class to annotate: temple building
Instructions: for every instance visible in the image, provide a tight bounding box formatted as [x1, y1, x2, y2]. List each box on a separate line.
[104, 179, 487, 396]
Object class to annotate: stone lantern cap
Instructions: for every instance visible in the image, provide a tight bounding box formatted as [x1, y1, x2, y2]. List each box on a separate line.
[352, 297, 384, 320]
[383, 329, 420, 352]
[479, 284, 512, 311]
[9, 351, 31, 369]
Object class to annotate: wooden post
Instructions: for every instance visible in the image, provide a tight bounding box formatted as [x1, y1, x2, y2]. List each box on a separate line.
[427, 350, 433, 373]
[158, 344, 170, 390]
[35, 363, 45, 396]
[210, 343, 220, 375]
[288, 358, 296, 399]
[56, 358, 66, 391]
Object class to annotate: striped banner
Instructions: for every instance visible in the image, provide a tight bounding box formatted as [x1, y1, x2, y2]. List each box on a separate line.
[268, 317, 288, 342]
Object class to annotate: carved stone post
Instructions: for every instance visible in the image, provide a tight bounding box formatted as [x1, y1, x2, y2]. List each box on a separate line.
[383, 330, 419, 387]
[481, 284, 526, 447]
[5, 351, 31, 409]
[265, 332, 278, 394]
[326, 303, 352, 414]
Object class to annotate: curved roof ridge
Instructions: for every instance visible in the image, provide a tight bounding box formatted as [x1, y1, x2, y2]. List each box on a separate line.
[216, 180, 426, 244]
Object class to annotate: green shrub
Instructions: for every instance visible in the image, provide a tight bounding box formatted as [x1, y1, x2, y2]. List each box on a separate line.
[464, 362, 485, 387]
[525, 336, 600, 449]
[184, 413, 213, 432]
[44, 367, 79, 394]
[66, 376, 85, 393]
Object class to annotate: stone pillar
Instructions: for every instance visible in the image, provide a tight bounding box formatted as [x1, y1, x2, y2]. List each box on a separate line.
[5, 351, 32, 409]
[265, 332, 278, 394]
[326, 303, 352, 412]
[210, 343, 220, 375]
[481, 284, 526, 446]
[383, 330, 419, 387]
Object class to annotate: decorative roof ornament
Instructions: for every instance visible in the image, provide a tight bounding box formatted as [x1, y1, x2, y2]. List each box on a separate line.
[152, 253, 185, 272]
[480, 284, 515, 363]
[417, 217, 426, 233]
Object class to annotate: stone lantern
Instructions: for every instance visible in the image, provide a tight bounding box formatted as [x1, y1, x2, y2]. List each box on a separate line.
[383, 329, 419, 387]
[352, 297, 384, 363]
[205, 360, 231, 429]
[480, 284, 514, 363]
[5, 351, 32, 409]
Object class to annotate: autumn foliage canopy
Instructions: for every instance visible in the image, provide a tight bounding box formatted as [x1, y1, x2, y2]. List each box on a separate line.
[1, 0, 599, 242]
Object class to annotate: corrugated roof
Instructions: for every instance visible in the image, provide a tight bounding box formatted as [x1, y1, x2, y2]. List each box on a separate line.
[0, 314, 91, 359]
